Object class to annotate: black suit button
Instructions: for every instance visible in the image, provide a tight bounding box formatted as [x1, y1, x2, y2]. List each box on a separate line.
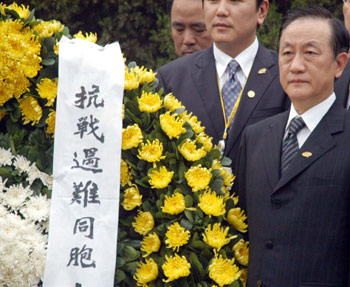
[257, 280, 263, 287]
[265, 240, 274, 249]
[271, 199, 281, 209]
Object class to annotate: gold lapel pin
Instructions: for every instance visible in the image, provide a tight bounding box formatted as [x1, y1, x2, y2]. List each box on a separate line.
[302, 152, 312, 158]
[247, 90, 255, 98]
[258, 68, 267, 74]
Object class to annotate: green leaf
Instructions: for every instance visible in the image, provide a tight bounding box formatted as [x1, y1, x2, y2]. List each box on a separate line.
[220, 156, 232, 167]
[42, 58, 56, 66]
[0, 167, 11, 177]
[115, 269, 126, 283]
[116, 257, 126, 268]
[121, 245, 140, 263]
[184, 210, 194, 223]
[180, 218, 193, 230]
[210, 178, 223, 194]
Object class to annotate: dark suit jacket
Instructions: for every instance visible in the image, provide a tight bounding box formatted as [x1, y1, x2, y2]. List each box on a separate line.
[335, 62, 350, 108]
[157, 44, 289, 173]
[236, 102, 350, 287]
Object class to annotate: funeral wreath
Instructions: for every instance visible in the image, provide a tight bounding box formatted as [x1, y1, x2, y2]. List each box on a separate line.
[0, 2, 249, 287]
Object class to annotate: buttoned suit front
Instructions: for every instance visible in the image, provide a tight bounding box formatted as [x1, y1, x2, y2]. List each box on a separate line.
[156, 43, 289, 172]
[236, 102, 350, 287]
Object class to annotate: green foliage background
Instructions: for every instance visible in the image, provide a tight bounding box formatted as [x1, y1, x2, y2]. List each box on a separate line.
[2, 0, 345, 68]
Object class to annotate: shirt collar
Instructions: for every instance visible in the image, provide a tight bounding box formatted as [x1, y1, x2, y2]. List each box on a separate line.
[213, 37, 259, 79]
[286, 93, 336, 133]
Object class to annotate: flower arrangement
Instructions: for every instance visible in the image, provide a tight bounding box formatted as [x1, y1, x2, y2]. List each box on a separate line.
[0, 2, 97, 285]
[118, 64, 249, 287]
[0, 147, 51, 287]
[0, 2, 249, 287]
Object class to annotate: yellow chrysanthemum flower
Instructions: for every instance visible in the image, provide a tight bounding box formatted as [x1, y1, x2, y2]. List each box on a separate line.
[138, 91, 162, 113]
[178, 139, 207, 161]
[122, 185, 142, 211]
[162, 193, 186, 215]
[46, 109, 56, 137]
[122, 104, 125, 120]
[74, 31, 98, 43]
[141, 232, 161, 257]
[148, 166, 173, 189]
[34, 20, 65, 38]
[122, 124, 143, 150]
[160, 111, 186, 139]
[180, 111, 205, 134]
[185, 165, 212, 192]
[124, 67, 140, 90]
[209, 255, 241, 287]
[240, 268, 248, 287]
[0, 3, 6, 15]
[162, 254, 191, 282]
[19, 96, 43, 126]
[197, 132, 213, 152]
[203, 223, 236, 251]
[134, 258, 158, 287]
[165, 222, 190, 252]
[120, 159, 133, 187]
[7, 3, 30, 19]
[220, 167, 235, 188]
[54, 39, 59, 55]
[36, 78, 58, 106]
[0, 20, 42, 105]
[198, 189, 226, 217]
[137, 139, 166, 165]
[233, 239, 249, 266]
[132, 210, 154, 235]
[130, 66, 157, 85]
[164, 93, 184, 112]
[226, 208, 248, 233]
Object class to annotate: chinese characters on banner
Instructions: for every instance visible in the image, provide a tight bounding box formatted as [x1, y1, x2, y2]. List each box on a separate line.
[43, 36, 124, 287]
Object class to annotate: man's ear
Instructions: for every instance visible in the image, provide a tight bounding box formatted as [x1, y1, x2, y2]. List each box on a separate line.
[257, 0, 269, 26]
[335, 52, 348, 79]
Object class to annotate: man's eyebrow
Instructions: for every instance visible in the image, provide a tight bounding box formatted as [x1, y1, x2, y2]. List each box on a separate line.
[281, 40, 322, 50]
[172, 21, 185, 27]
[190, 23, 206, 29]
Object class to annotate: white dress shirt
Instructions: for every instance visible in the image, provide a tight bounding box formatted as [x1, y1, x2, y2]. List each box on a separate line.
[213, 37, 259, 90]
[284, 93, 336, 148]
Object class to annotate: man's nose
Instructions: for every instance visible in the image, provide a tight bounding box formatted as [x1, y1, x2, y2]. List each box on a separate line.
[183, 30, 196, 45]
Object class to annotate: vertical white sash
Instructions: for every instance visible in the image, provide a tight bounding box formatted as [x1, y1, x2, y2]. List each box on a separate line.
[43, 36, 124, 287]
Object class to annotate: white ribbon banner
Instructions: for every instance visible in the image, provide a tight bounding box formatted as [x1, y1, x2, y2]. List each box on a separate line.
[43, 36, 124, 287]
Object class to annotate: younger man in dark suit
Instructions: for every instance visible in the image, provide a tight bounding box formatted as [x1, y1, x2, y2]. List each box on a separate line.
[157, 0, 289, 173]
[236, 7, 350, 287]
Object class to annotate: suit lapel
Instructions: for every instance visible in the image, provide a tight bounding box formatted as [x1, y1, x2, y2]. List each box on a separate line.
[225, 44, 278, 155]
[262, 111, 288, 189]
[273, 104, 345, 193]
[191, 46, 224, 141]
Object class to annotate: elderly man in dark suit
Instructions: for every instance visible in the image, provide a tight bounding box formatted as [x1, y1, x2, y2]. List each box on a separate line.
[157, 0, 289, 173]
[236, 7, 350, 287]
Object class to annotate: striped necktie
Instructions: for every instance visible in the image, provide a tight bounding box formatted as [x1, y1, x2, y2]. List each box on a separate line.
[221, 60, 242, 121]
[280, 116, 306, 175]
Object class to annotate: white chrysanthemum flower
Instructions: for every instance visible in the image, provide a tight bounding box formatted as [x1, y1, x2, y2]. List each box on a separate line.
[13, 155, 31, 174]
[40, 172, 53, 189]
[21, 194, 51, 222]
[0, 147, 14, 166]
[0, 210, 47, 287]
[27, 164, 42, 185]
[2, 184, 33, 210]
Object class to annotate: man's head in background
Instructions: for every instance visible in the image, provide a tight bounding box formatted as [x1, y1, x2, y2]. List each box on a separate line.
[168, 0, 212, 56]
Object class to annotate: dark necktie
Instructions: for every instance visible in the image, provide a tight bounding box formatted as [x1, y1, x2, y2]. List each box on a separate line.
[280, 116, 306, 174]
[221, 60, 242, 121]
